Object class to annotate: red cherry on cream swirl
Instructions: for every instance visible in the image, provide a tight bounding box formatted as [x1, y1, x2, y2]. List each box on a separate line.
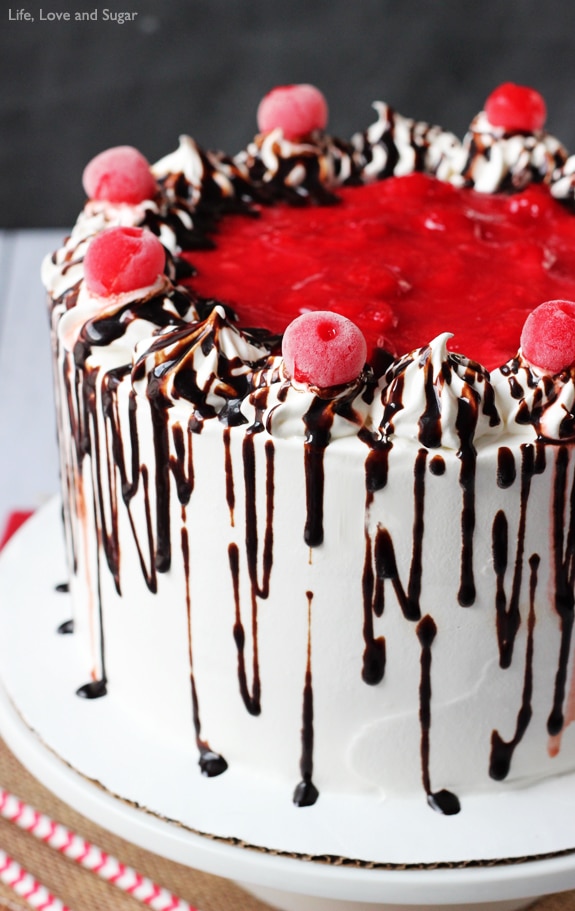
[82, 145, 157, 204]
[484, 83, 547, 133]
[257, 84, 329, 141]
[83, 226, 166, 297]
[520, 300, 575, 374]
[282, 311, 367, 389]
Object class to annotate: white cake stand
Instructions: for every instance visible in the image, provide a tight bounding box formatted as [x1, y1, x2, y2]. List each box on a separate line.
[1, 500, 575, 911]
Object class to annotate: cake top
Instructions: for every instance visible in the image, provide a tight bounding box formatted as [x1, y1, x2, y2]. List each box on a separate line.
[43, 81, 575, 449]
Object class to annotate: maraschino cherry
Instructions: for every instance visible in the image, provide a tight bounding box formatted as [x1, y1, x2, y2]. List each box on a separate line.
[84, 226, 166, 297]
[82, 146, 157, 204]
[520, 299, 575, 374]
[282, 311, 367, 388]
[257, 84, 329, 141]
[484, 83, 547, 133]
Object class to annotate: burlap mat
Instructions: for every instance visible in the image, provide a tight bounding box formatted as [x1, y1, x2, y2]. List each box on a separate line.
[0, 739, 571, 911]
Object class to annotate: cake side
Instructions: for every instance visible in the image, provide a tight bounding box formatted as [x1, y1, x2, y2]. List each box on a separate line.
[42, 82, 575, 815]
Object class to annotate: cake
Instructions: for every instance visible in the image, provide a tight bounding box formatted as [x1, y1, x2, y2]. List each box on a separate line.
[42, 82, 575, 818]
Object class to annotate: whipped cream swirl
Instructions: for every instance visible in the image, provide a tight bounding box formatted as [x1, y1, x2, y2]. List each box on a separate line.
[152, 134, 254, 209]
[132, 305, 273, 424]
[458, 111, 567, 193]
[494, 354, 575, 441]
[235, 128, 355, 204]
[242, 365, 372, 440]
[59, 276, 198, 367]
[351, 102, 463, 183]
[377, 334, 501, 450]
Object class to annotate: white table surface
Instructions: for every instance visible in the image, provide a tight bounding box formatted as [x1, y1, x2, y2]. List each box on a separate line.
[0, 229, 64, 528]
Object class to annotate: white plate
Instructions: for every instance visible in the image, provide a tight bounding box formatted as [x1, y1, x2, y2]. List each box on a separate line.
[1, 500, 575, 911]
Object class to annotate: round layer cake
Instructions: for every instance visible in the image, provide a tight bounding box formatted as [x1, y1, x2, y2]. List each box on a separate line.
[42, 83, 575, 816]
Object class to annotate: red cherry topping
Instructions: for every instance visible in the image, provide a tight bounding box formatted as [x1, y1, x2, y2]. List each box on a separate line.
[484, 83, 547, 133]
[84, 226, 166, 297]
[82, 146, 157, 204]
[282, 311, 367, 388]
[257, 84, 328, 141]
[520, 300, 575, 373]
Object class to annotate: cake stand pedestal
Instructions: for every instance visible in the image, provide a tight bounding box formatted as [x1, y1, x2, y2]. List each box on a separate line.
[1, 501, 574, 911]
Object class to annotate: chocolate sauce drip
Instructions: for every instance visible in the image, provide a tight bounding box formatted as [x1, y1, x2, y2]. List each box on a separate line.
[55, 582, 69, 593]
[182, 525, 227, 776]
[497, 447, 516, 489]
[410, 450, 428, 610]
[170, 424, 194, 506]
[57, 619, 74, 634]
[369, 452, 427, 624]
[223, 428, 235, 525]
[294, 592, 319, 807]
[364, 438, 390, 498]
[361, 529, 386, 685]
[226, 434, 275, 716]
[456, 396, 478, 607]
[147, 386, 172, 573]
[303, 397, 332, 547]
[548, 445, 575, 736]
[228, 543, 261, 716]
[243, 434, 274, 600]
[302, 387, 367, 546]
[429, 455, 445, 476]
[374, 528, 421, 622]
[490, 554, 538, 780]
[101, 376, 158, 593]
[492, 443, 542, 669]
[76, 679, 107, 699]
[417, 615, 460, 815]
[419, 353, 442, 448]
[125, 391, 141, 502]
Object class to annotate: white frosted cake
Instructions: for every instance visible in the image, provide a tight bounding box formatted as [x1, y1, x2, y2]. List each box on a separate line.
[42, 82, 575, 817]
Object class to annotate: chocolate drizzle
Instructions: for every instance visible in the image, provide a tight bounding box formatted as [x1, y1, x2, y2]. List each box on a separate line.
[456, 394, 478, 607]
[417, 615, 461, 815]
[293, 591, 319, 807]
[57, 619, 74, 634]
[182, 524, 227, 776]
[548, 445, 575, 736]
[361, 529, 386, 685]
[492, 443, 545, 669]
[303, 386, 368, 547]
[229, 542, 261, 716]
[490, 554, 539, 780]
[227, 432, 275, 716]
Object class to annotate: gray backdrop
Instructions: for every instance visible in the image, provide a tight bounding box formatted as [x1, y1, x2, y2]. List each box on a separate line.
[3, 0, 575, 228]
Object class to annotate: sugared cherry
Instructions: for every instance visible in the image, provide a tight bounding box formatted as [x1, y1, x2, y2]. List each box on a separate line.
[520, 299, 575, 373]
[282, 311, 367, 388]
[82, 146, 157, 204]
[257, 84, 328, 141]
[484, 83, 547, 133]
[84, 226, 166, 297]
